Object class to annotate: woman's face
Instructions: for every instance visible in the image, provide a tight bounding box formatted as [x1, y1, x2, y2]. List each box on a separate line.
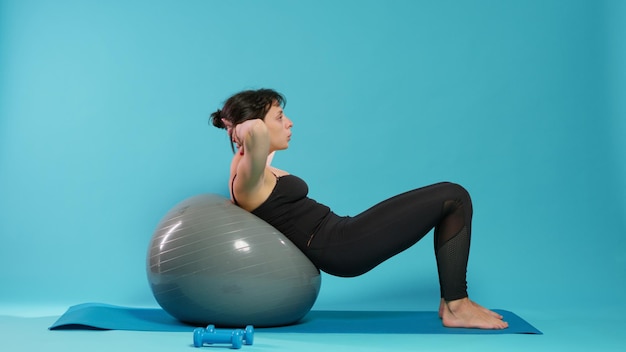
[263, 104, 293, 151]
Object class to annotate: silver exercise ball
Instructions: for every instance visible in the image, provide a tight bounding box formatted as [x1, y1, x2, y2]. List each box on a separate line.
[146, 194, 321, 327]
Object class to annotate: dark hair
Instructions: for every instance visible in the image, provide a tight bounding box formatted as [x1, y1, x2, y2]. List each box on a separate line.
[211, 88, 286, 152]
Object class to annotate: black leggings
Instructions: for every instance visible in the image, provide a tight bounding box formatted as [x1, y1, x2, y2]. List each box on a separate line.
[304, 182, 472, 302]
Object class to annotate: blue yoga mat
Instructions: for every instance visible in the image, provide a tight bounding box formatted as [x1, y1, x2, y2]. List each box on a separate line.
[49, 303, 541, 334]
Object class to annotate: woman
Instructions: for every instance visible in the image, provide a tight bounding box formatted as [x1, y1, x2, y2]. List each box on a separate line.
[211, 88, 508, 329]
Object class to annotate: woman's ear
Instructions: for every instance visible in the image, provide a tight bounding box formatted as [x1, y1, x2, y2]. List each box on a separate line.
[222, 118, 233, 136]
[221, 118, 233, 128]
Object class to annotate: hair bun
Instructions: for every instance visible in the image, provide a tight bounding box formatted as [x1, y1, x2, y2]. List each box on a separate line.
[210, 109, 225, 129]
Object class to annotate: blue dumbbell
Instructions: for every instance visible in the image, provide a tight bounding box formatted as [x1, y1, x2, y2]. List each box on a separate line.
[193, 327, 244, 349]
[206, 325, 254, 346]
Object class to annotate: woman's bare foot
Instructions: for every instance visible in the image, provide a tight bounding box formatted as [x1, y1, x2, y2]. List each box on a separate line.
[439, 298, 503, 319]
[439, 297, 508, 329]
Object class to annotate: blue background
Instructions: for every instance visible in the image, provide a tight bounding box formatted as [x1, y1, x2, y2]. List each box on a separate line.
[1, 0, 625, 350]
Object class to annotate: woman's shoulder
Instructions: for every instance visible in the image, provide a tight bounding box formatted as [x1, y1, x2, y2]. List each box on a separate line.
[269, 166, 289, 177]
[230, 165, 290, 211]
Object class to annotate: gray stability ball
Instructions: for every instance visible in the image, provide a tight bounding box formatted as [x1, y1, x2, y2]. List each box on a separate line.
[147, 194, 321, 327]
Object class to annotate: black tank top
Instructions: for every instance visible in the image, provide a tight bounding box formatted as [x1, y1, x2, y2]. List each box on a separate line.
[233, 174, 331, 244]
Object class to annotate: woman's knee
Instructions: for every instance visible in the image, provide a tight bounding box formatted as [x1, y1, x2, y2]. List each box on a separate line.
[440, 182, 472, 212]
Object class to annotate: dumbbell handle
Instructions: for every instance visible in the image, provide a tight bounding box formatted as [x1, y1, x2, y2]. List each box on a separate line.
[206, 324, 254, 345]
[193, 328, 244, 349]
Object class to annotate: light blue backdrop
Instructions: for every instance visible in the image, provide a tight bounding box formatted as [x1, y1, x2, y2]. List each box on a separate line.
[1, 0, 624, 316]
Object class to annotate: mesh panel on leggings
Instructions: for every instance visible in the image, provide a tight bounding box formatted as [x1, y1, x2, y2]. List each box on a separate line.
[436, 226, 470, 301]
